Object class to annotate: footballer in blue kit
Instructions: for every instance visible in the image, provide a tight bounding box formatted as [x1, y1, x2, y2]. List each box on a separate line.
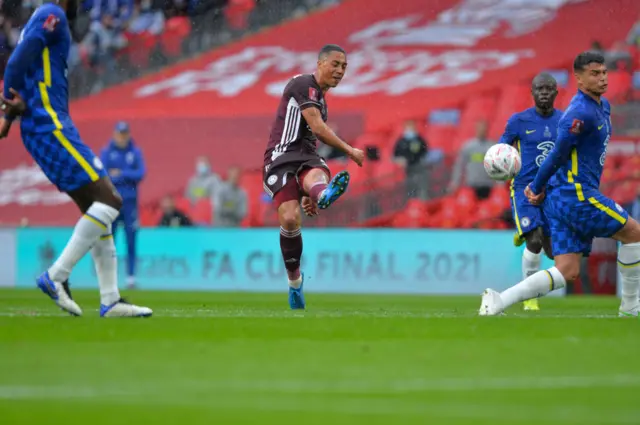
[0, 0, 151, 317]
[481, 52, 640, 317]
[498, 72, 561, 311]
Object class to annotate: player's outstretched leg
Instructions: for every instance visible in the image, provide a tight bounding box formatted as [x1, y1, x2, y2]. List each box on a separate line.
[480, 253, 574, 316]
[278, 199, 305, 309]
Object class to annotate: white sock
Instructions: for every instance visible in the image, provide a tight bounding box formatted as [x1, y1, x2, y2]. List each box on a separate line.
[618, 242, 640, 311]
[48, 202, 120, 284]
[91, 225, 120, 306]
[289, 276, 302, 289]
[500, 267, 566, 309]
[522, 247, 542, 280]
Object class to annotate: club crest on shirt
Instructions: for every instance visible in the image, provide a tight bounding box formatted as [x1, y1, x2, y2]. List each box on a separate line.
[569, 119, 584, 135]
[309, 87, 318, 102]
[43, 14, 60, 32]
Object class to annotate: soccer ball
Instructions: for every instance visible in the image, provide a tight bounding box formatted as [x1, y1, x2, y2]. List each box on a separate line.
[483, 144, 521, 181]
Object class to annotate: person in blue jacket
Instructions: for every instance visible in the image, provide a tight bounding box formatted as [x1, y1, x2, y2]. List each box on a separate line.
[101, 121, 146, 289]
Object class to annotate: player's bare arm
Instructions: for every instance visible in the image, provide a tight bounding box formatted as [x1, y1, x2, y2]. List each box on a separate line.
[524, 185, 544, 205]
[0, 88, 26, 117]
[301, 107, 364, 166]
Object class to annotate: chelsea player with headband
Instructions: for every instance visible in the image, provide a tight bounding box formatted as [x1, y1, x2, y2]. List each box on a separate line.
[498, 72, 562, 312]
[0, 0, 151, 317]
[481, 51, 640, 317]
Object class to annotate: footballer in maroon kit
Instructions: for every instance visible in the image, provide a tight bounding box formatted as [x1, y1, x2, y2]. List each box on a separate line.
[263, 44, 364, 309]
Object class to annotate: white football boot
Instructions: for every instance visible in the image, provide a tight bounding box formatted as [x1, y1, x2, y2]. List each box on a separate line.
[37, 272, 83, 316]
[479, 288, 505, 316]
[100, 298, 152, 318]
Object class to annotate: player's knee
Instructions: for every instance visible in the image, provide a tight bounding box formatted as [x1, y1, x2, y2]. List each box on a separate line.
[525, 229, 544, 253]
[525, 238, 543, 254]
[279, 203, 301, 230]
[556, 261, 580, 283]
[615, 218, 640, 245]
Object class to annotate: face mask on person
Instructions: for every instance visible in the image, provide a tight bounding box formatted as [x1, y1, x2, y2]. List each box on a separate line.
[197, 163, 210, 175]
[404, 129, 417, 139]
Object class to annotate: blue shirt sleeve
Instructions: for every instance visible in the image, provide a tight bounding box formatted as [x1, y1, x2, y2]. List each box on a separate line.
[498, 114, 519, 145]
[530, 107, 591, 194]
[3, 7, 66, 118]
[121, 147, 146, 182]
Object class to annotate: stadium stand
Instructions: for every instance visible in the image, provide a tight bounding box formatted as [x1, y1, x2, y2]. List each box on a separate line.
[1, 0, 640, 230]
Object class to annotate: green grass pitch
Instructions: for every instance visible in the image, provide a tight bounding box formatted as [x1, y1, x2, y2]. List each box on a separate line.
[1, 289, 639, 424]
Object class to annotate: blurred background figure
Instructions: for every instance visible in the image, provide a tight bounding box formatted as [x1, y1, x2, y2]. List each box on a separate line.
[158, 195, 192, 227]
[213, 166, 248, 227]
[101, 121, 146, 289]
[185, 156, 220, 207]
[393, 119, 429, 200]
[449, 120, 497, 200]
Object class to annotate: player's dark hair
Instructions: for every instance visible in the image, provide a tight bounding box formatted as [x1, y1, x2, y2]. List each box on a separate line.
[531, 72, 557, 88]
[573, 51, 605, 72]
[318, 44, 346, 60]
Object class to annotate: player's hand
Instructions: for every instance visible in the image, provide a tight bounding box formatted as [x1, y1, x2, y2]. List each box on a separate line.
[0, 88, 26, 117]
[301, 196, 319, 217]
[348, 148, 365, 167]
[525, 185, 545, 205]
[0, 117, 12, 139]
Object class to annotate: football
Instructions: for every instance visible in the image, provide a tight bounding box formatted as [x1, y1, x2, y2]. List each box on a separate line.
[483, 144, 521, 181]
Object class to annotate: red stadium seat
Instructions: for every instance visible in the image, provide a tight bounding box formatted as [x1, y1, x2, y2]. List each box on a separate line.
[489, 83, 531, 140]
[392, 200, 429, 228]
[453, 186, 478, 214]
[140, 206, 162, 227]
[424, 125, 457, 153]
[192, 199, 213, 225]
[126, 32, 158, 69]
[239, 169, 264, 227]
[174, 196, 192, 215]
[454, 94, 499, 145]
[225, 0, 256, 30]
[606, 71, 632, 102]
[161, 17, 191, 58]
[487, 184, 510, 211]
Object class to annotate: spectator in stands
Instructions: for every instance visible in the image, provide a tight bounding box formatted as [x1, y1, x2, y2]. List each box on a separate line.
[317, 122, 347, 161]
[627, 15, 640, 48]
[185, 156, 221, 205]
[158, 195, 193, 227]
[83, 0, 133, 66]
[590, 40, 604, 54]
[101, 121, 145, 289]
[449, 120, 496, 200]
[213, 166, 247, 227]
[128, 0, 165, 35]
[0, 5, 20, 77]
[605, 41, 633, 71]
[393, 119, 429, 200]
